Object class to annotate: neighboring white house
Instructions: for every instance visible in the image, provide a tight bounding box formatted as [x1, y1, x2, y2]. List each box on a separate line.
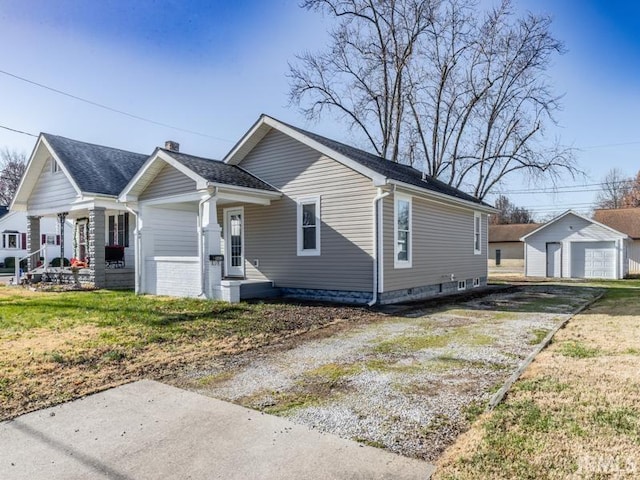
[521, 210, 629, 280]
[593, 207, 640, 274]
[0, 210, 73, 267]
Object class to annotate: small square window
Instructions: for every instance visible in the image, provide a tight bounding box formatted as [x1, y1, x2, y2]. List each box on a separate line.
[473, 278, 480, 288]
[458, 280, 466, 291]
[45, 234, 56, 245]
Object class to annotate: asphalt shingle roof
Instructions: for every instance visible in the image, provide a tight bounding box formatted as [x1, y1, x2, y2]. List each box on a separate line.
[282, 121, 488, 206]
[161, 149, 278, 192]
[593, 208, 640, 239]
[489, 223, 541, 242]
[43, 134, 148, 196]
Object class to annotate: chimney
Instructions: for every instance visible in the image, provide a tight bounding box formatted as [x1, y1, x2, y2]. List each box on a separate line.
[164, 140, 180, 152]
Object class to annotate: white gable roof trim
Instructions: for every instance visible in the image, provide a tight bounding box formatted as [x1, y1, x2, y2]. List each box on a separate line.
[224, 115, 388, 186]
[10, 135, 82, 211]
[520, 210, 630, 241]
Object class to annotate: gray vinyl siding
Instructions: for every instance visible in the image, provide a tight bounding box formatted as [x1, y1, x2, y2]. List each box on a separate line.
[524, 214, 624, 278]
[139, 163, 197, 200]
[236, 129, 376, 291]
[147, 205, 199, 257]
[383, 192, 488, 291]
[28, 157, 79, 211]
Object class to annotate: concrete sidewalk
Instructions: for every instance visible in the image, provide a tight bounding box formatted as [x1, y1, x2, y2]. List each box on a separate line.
[0, 380, 433, 479]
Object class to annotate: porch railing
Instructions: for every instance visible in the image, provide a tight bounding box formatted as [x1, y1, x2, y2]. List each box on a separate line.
[13, 246, 47, 284]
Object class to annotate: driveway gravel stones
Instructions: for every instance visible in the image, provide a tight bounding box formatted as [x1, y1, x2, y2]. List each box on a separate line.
[177, 285, 601, 461]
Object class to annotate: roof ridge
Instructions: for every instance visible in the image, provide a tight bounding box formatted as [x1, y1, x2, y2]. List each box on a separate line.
[42, 132, 148, 157]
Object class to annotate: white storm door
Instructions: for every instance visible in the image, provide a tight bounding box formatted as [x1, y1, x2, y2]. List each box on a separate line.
[224, 208, 244, 277]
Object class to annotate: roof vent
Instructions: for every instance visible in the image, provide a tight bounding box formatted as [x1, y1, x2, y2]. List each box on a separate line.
[164, 140, 180, 152]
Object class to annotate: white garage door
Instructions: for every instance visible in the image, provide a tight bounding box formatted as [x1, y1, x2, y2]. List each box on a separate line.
[571, 241, 617, 279]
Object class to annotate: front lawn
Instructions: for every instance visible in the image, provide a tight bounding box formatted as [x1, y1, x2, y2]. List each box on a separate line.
[0, 287, 379, 420]
[435, 281, 640, 479]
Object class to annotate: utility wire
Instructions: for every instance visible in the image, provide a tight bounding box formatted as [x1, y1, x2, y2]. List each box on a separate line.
[0, 69, 234, 143]
[0, 124, 37, 137]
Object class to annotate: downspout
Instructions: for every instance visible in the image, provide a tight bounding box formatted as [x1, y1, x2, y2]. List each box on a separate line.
[123, 205, 140, 293]
[368, 187, 390, 306]
[198, 187, 218, 297]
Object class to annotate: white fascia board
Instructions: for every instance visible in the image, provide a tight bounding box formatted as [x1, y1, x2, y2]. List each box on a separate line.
[211, 183, 281, 199]
[388, 180, 497, 214]
[520, 210, 630, 241]
[118, 151, 159, 201]
[224, 115, 388, 186]
[40, 136, 83, 196]
[119, 150, 209, 202]
[138, 191, 204, 207]
[10, 135, 82, 210]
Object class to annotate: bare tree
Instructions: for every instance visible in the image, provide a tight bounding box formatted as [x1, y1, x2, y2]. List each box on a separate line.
[0, 148, 27, 206]
[490, 194, 534, 224]
[594, 168, 632, 209]
[620, 170, 640, 208]
[289, 0, 576, 200]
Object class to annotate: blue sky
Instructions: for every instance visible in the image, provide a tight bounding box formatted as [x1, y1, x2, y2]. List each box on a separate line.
[1, 0, 639, 219]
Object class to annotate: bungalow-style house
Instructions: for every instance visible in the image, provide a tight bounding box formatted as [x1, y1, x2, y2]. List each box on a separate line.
[488, 223, 540, 272]
[12, 114, 495, 304]
[521, 210, 629, 279]
[593, 207, 640, 274]
[0, 209, 73, 267]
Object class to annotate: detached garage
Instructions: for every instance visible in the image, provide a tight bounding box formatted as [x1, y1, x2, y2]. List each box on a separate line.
[521, 211, 629, 280]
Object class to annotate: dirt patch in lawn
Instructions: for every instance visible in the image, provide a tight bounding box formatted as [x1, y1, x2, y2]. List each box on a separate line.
[174, 285, 601, 461]
[434, 286, 640, 479]
[0, 287, 384, 420]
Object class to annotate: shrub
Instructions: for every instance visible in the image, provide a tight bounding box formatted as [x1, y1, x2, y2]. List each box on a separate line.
[50, 257, 71, 267]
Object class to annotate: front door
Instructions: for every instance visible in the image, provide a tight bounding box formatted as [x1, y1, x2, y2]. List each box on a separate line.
[224, 208, 244, 277]
[546, 242, 562, 278]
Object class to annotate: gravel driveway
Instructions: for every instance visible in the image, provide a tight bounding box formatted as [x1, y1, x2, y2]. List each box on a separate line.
[175, 285, 601, 461]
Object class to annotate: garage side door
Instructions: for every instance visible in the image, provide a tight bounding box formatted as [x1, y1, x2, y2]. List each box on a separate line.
[571, 241, 616, 279]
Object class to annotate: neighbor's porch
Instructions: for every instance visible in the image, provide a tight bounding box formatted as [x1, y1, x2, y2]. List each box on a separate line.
[24, 206, 135, 289]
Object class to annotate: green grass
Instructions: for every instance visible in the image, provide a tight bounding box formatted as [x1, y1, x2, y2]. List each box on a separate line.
[558, 341, 601, 358]
[373, 328, 494, 354]
[528, 328, 550, 345]
[592, 407, 640, 438]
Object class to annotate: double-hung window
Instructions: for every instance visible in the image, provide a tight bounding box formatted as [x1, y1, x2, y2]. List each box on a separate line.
[474, 212, 481, 255]
[108, 213, 129, 247]
[297, 196, 321, 256]
[2, 232, 22, 249]
[394, 194, 412, 268]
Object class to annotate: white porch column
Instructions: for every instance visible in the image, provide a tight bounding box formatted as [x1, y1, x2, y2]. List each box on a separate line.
[138, 205, 155, 295]
[201, 197, 223, 300]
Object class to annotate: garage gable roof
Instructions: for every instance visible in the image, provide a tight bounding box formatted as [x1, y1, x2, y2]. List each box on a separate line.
[520, 210, 629, 241]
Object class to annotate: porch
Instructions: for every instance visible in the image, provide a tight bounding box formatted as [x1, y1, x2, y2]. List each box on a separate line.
[22, 206, 135, 290]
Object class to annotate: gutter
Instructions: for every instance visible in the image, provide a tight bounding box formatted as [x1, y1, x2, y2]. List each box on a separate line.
[368, 187, 390, 306]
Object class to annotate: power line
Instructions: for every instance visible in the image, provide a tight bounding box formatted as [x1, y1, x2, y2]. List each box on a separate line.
[0, 124, 37, 138]
[0, 69, 234, 143]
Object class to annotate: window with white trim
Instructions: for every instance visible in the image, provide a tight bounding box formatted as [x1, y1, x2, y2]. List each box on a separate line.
[474, 212, 481, 255]
[41, 234, 60, 246]
[473, 277, 480, 288]
[108, 213, 129, 247]
[51, 157, 60, 173]
[458, 280, 467, 291]
[394, 194, 412, 268]
[297, 196, 321, 256]
[2, 232, 22, 249]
